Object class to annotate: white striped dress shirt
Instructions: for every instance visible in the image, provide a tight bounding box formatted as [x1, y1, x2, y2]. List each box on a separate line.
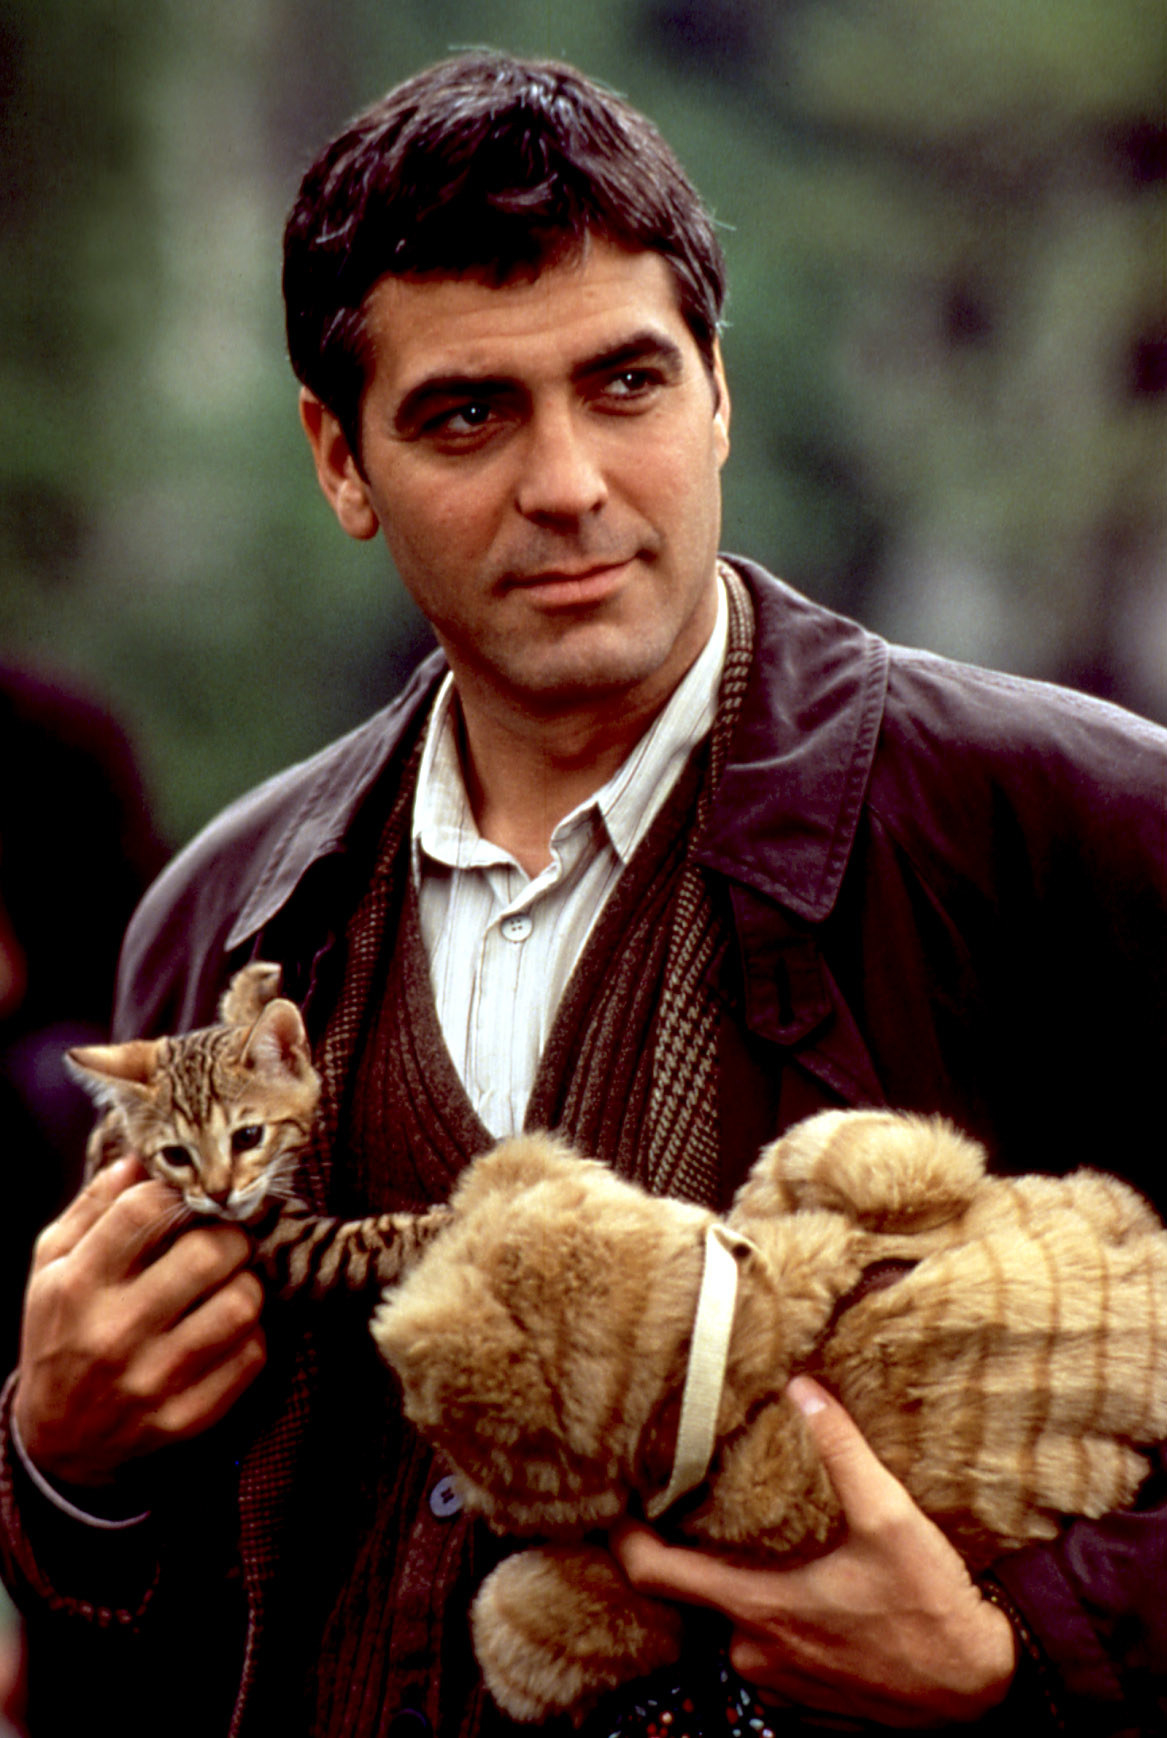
[412, 575, 729, 1137]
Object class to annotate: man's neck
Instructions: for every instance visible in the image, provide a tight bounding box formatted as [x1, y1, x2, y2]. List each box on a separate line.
[452, 689, 665, 875]
[442, 571, 728, 875]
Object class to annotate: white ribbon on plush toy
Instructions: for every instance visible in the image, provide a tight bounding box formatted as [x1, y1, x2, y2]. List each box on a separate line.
[646, 1222, 756, 1521]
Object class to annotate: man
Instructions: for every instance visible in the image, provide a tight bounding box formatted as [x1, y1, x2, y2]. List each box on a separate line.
[2, 52, 1164, 1738]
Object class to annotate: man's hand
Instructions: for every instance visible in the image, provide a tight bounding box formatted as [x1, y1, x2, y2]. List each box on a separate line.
[612, 1375, 1017, 1730]
[13, 1156, 266, 1489]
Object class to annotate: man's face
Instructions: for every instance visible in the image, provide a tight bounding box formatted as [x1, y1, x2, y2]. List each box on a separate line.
[302, 240, 730, 724]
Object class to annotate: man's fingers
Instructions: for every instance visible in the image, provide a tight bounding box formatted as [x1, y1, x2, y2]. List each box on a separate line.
[31, 1157, 146, 1269]
[786, 1375, 906, 1531]
[148, 1325, 268, 1447]
[612, 1380, 1016, 1727]
[611, 1518, 780, 1622]
[144, 1268, 266, 1393]
[16, 1259, 267, 1485]
[613, 1381, 907, 1618]
[126, 1223, 255, 1340]
[611, 1518, 719, 1606]
[62, 1176, 195, 1286]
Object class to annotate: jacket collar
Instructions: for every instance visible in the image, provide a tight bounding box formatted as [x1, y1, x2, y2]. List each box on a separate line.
[225, 652, 447, 950]
[225, 559, 888, 951]
[697, 557, 889, 923]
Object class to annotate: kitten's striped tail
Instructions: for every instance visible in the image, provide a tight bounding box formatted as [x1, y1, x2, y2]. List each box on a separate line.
[253, 1205, 453, 1301]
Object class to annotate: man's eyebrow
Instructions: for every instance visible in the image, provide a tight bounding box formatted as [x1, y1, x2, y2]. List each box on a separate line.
[392, 330, 689, 430]
[392, 373, 515, 433]
[571, 331, 686, 383]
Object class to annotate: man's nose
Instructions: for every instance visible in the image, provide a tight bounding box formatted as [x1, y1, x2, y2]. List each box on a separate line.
[515, 402, 608, 521]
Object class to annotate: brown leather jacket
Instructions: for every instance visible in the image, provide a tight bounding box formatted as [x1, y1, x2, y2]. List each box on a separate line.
[3, 560, 1164, 1736]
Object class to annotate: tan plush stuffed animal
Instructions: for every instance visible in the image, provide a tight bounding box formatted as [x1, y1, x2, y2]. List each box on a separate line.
[371, 1110, 1167, 1725]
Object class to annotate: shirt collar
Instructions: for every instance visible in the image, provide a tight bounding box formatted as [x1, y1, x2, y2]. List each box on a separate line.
[210, 559, 887, 968]
[413, 572, 729, 875]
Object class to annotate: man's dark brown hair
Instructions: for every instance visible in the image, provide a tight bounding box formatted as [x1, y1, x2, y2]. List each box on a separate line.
[283, 52, 727, 456]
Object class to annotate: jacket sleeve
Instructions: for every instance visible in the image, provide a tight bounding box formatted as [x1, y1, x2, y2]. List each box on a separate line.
[866, 662, 1167, 1735]
[985, 1448, 1167, 1737]
[0, 1373, 160, 1630]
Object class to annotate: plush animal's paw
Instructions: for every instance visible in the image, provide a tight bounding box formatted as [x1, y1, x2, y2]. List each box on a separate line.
[749, 1110, 986, 1232]
[472, 1544, 684, 1725]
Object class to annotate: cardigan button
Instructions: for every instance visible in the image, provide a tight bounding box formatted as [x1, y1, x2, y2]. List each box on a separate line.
[387, 1710, 430, 1738]
[429, 1474, 463, 1518]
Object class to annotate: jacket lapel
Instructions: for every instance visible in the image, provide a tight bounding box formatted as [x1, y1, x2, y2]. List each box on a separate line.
[701, 559, 891, 1108]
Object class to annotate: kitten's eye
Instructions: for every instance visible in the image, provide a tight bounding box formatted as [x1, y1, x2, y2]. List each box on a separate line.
[232, 1125, 265, 1155]
[160, 1145, 195, 1171]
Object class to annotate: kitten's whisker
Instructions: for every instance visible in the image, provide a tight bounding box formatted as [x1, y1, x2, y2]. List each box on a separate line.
[120, 1191, 191, 1266]
[165, 1198, 196, 1234]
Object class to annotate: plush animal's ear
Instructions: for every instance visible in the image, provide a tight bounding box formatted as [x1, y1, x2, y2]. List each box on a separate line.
[65, 1039, 162, 1103]
[755, 1110, 985, 1233]
[371, 1206, 640, 1532]
[373, 1263, 561, 1471]
[449, 1134, 599, 1217]
[219, 961, 283, 1026]
[241, 998, 313, 1080]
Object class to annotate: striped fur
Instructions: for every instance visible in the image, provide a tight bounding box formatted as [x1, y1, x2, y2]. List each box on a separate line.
[251, 1200, 451, 1301]
[372, 1114, 1167, 1724]
[67, 962, 446, 1301]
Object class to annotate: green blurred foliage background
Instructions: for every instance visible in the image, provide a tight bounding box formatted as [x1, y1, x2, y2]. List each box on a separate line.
[2, 0, 1165, 847]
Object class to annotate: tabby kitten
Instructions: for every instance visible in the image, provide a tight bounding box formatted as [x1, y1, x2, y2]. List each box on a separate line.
[66, 963, 447, 1300]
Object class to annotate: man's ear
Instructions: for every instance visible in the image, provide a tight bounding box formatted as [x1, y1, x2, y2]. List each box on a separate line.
[298, 388, 379, 541]
[710, 339, 731, 467]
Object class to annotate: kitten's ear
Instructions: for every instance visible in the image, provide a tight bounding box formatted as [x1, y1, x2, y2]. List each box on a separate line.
[220, 961, 282, 1026]
[242, 998, 313, 1080]
[65, 1040, 162, 1101]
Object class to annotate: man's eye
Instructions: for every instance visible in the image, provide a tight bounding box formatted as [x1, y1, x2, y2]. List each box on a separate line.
[599, 369, 661, 405]
[429, 401, 496, 437]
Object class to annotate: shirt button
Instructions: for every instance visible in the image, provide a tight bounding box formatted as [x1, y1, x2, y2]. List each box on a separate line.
[501, 912, 533, 943]
[429, 1474, 463, 1518]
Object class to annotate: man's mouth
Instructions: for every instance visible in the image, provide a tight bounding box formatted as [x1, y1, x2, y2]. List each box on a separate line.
[503, 558, 637, 605]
